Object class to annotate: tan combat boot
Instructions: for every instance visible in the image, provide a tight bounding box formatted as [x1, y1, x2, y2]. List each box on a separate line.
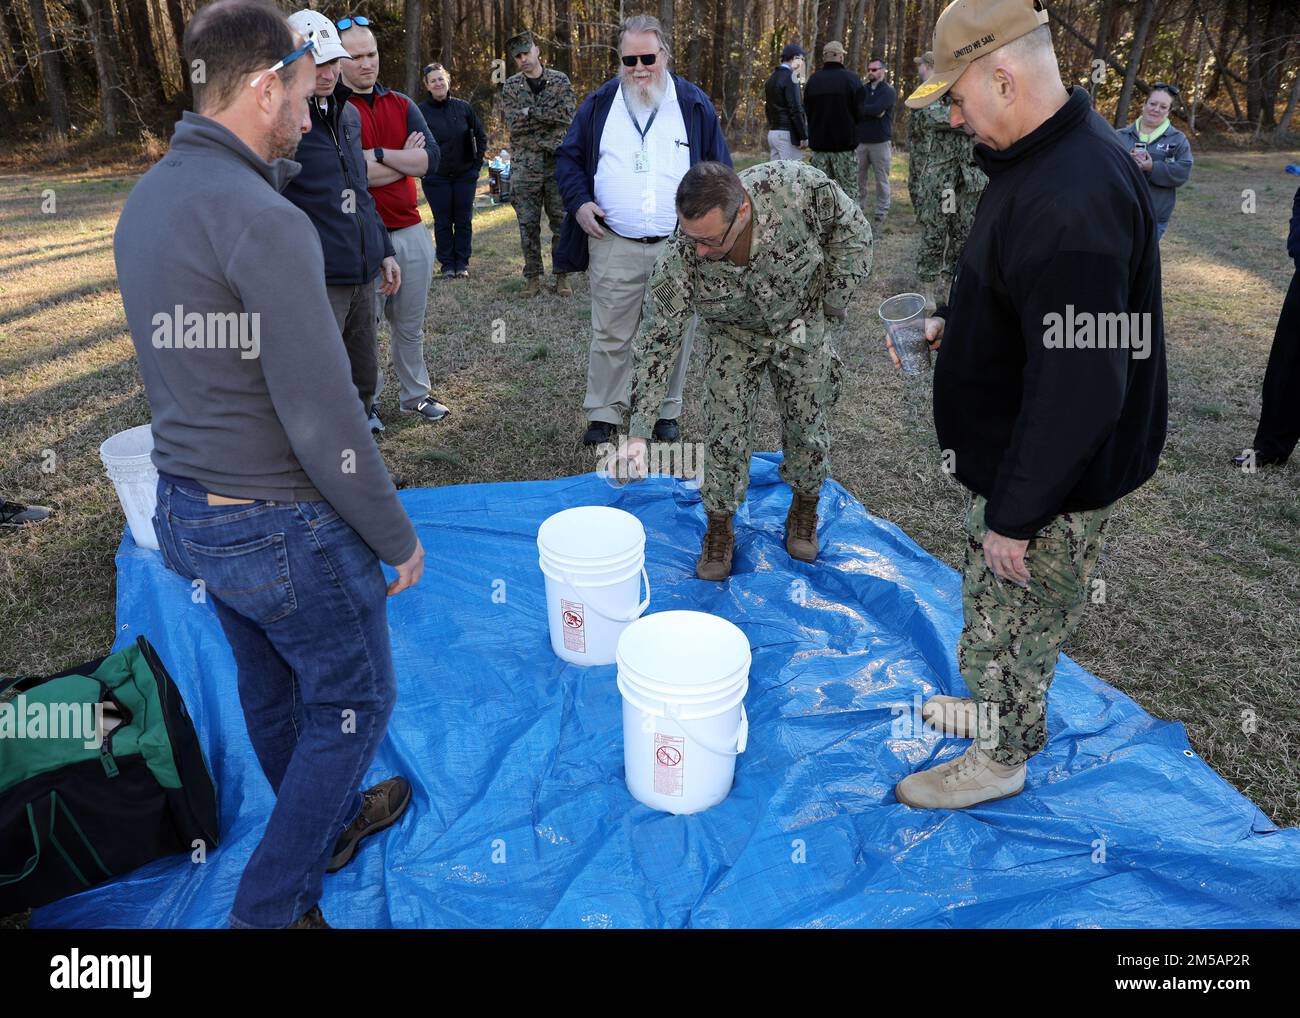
[785, 491, 820, 562]
[696, 512, 735, 581]
[554, 273, 573, 297]
[922, 695, 979, 738]
[895, 744, 1025, 809]
[521, 276, 541, 298]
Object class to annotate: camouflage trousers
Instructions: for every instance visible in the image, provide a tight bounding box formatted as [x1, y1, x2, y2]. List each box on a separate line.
[512, 172, 566, 278]
[959, 494, 1113, 766]
[702, 323, 842, 514]
[916, 183, 980, 282]
[809, 150, 859, 207]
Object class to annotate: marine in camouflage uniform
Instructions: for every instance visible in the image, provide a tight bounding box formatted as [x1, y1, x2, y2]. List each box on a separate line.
[959, 494, 1112, 766]
[502, 32, 577, 289]
[912, 96, 987, 283]
[629, 160, 872, 577]
[809, 149, 859, 207]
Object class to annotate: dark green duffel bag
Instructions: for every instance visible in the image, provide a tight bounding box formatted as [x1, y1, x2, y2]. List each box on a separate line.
[0, 636, 219, 912]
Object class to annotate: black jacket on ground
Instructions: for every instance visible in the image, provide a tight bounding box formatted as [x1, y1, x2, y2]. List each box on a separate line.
[283, 94, 394, 287]
[417, 95, 488, 179]
[857, 79, 895, 144]
[933, 87, 1167, 539]
[803, 62, 863, 152]
[764, 65, 808, 145]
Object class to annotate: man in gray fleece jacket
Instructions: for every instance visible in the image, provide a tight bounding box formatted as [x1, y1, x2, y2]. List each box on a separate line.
[115, 0, 421, 930]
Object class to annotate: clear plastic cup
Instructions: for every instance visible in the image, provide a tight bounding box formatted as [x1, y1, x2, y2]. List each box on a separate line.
[878, 293, 931, 375]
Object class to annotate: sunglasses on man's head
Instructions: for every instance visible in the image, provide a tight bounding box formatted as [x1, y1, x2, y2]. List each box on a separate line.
[249, 35, 316, 87]
[622, 53, 658, 67]
[336, 15, 369, 30]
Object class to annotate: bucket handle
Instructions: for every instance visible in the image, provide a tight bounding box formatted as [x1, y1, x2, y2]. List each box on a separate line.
[560, 566, 651, 624]
[675, 704, 749, 758]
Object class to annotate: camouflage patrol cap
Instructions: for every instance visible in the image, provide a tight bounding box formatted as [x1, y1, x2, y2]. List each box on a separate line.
[507, 31, 536, 57]
[906, 0, 1050, 109]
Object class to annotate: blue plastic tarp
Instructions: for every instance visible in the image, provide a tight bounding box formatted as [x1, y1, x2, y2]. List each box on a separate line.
[32, 455, 1300, 928]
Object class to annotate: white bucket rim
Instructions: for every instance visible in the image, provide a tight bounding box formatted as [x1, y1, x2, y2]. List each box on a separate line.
[616, 658, 750, 698]
[537, 506, 645, 561]
[615, 610, 751, 689]
[537, 541, 646, 566]
[538, 555, 643, 587]
[538, 545, 644, 571]
[617, 672, 748, 721]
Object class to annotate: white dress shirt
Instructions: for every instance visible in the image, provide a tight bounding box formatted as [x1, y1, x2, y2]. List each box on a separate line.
[594, 75, 691, 238]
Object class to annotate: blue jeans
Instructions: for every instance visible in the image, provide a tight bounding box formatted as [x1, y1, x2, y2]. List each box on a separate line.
[151, 477, 396, 928]
[1155, 220, 1168, 241]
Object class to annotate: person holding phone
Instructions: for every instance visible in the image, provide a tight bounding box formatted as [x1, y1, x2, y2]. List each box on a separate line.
[1115, 84, 1193, 242]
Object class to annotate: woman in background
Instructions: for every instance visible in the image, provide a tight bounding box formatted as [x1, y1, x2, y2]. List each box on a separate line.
[418, 63, 488, 278]
[1115, 84, 1193, 242]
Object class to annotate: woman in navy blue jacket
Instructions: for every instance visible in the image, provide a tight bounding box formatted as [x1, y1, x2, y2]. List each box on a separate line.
[418, 63, 488, 278]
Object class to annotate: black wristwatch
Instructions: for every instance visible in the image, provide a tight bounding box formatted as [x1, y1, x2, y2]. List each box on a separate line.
[374, 147, 386, 165]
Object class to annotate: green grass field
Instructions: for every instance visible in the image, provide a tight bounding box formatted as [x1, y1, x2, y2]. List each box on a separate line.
[1, 144, 1297, 889]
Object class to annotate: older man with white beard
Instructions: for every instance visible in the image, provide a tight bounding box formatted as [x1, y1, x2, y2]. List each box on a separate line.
[555, 15, 732, 447]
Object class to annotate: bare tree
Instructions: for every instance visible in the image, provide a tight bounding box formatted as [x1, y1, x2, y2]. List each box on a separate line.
[1113, 0, 1156, 128]
[29, 0, 68, 135]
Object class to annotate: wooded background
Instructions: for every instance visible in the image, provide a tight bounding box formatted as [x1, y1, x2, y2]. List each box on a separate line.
[1, 0, 1296, 150]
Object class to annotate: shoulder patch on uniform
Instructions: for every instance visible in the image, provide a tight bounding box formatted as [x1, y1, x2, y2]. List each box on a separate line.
[813, 179, 837, 220]
[650, 272, 690, 317]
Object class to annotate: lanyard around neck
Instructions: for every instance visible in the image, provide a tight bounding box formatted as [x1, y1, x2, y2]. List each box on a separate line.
[625, 103, 658, 146]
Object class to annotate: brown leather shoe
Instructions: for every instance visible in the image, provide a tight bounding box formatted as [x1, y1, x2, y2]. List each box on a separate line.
[521, 276, 541, 298]
[785, 491, 820, 562]
[554, 273, 573, 296]
[696, 512, 735, 581]
[326, 776, 412, 873]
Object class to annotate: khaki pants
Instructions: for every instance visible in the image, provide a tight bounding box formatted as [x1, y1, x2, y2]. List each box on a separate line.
[855, 141, 892, 220]
[374, 223, 434, 410]
[584, 232, 696, 426]
[767, 130, 802, 161]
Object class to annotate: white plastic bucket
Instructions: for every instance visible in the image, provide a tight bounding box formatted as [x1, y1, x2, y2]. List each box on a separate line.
[616, 610, 751, 814]
[537, 506, 650, 666]
[98, 425, 159, 551]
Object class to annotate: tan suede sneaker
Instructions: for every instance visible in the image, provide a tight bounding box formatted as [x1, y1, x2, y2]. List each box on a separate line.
[554, 273, 573, 296]
[696, 512, 735, 581]
[895, 744, 1025, 809]
[922, 695, 979, 739]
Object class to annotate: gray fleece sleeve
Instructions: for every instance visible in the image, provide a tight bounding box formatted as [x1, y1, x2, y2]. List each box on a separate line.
[225, 205, 418, 566]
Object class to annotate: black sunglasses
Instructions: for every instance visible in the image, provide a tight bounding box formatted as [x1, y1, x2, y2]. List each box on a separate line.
[1150, 81, 1180, 98]
[336, 15, 370, 30]
[621, 53, 658, 67]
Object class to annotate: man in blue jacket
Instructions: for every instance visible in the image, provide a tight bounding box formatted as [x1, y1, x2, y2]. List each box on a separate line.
[283, 11, 402, 432]
[555, 14, 731, 447]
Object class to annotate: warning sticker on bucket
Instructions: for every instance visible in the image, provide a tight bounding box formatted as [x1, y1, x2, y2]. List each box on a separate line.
[561, 598, 586, 653]
[654, 733, 685, 797]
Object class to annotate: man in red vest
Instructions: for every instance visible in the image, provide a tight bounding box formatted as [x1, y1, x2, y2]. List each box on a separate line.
[339, 17, 450, 424]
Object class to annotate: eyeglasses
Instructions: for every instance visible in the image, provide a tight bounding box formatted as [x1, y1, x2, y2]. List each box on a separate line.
[681, 201, 742, 250]
[1150, 81, 1180, 98]
[335, 15, 370, 31]
[249, 35, 316, 88]
[621, 53, 658, 67]
[868, 65, 884, 72]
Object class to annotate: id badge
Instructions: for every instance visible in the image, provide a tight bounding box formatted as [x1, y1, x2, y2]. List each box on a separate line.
[634, 149, 648, 173]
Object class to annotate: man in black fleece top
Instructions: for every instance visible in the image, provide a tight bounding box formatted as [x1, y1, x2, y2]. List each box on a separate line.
[888, 0, 1167, 810]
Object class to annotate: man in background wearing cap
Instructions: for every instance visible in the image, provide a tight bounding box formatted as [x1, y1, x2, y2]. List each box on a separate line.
[907, 49, 987, 287]
[764, 44, 808, 162]
[115, 0, 422, 928]
[283, 9, 401, 433]
[339, 18, 451, 426]
[802, 41, 863, 205]
[502, 31, 577, 298]
[890, 0, 1166, 810]
[855, 55, 895, 225]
